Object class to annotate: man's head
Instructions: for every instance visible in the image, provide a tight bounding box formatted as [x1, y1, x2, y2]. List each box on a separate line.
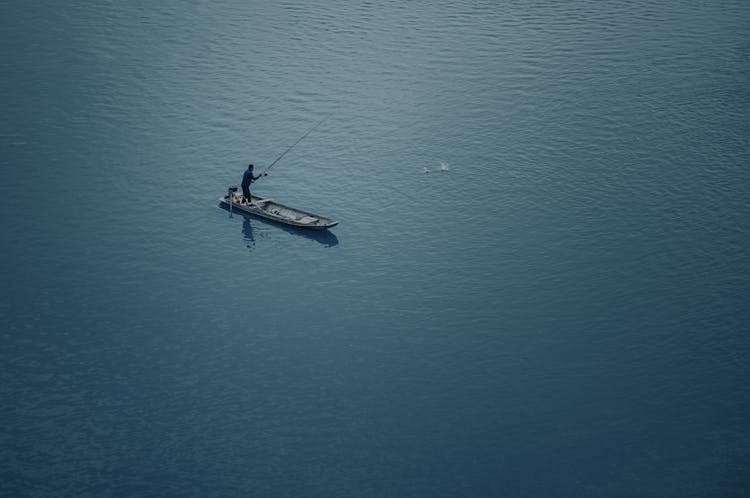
[248, 164, 254, 170]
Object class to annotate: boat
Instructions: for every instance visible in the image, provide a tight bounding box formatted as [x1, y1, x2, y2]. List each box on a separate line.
[219, 186, 338, 230]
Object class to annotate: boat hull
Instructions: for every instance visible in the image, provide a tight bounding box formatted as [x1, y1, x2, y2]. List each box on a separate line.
[219, 194, 338, 230]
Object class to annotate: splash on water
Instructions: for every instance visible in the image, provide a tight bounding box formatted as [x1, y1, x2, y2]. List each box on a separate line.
[422, 162, 450, 174]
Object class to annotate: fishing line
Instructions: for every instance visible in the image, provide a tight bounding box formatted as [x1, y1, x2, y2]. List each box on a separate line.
[263, 113, 333, 175]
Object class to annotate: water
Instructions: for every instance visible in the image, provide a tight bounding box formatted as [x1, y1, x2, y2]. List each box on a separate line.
[1, 1, 749, 496]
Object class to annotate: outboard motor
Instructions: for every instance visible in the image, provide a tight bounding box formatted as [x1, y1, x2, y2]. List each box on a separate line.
[227, 185, 238, 214]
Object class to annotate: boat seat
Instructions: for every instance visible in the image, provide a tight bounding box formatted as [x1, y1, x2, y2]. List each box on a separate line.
[297, 216, 318, 224]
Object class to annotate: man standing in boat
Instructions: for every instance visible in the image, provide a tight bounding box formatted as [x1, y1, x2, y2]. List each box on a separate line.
[241, 164, 266, 205]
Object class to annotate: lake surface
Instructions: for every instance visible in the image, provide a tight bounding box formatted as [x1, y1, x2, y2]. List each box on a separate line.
[1, 1, 749, 496]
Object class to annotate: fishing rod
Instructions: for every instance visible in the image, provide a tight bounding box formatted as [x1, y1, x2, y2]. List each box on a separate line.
[263, 113, 332, 175]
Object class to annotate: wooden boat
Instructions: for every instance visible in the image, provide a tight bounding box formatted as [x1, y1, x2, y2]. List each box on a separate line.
[219, 188, 338, 230]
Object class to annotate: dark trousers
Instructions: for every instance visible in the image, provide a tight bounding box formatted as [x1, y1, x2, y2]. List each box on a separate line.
[241, 184, 251, 203]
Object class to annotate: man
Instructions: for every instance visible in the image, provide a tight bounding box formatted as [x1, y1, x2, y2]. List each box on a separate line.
[241, 164, 266, 205]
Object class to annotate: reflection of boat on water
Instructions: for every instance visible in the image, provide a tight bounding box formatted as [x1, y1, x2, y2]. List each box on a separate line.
[241, 218, 256, 248]
[219, 188, 338, 230]
[220, 201, 339, 248]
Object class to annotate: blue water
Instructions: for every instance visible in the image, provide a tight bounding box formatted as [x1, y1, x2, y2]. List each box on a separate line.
[2, 1, 749, 496]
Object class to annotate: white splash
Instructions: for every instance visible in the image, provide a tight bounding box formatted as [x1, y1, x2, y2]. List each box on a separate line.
[422, 163, 450, 174]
